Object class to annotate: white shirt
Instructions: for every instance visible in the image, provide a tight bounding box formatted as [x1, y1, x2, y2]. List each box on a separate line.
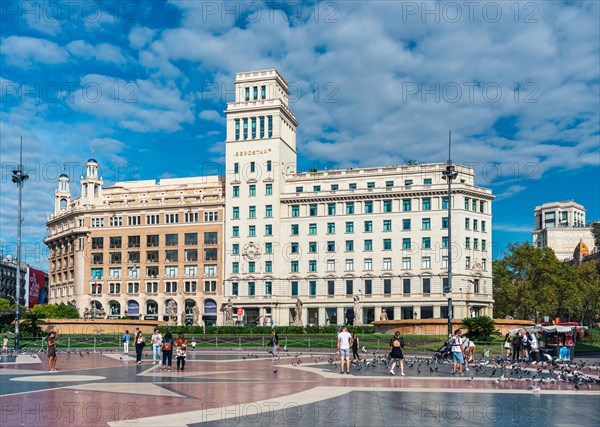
[450, 335, 462, 353]
[338, 331, 352, 350]
[530, 335, 539, 351]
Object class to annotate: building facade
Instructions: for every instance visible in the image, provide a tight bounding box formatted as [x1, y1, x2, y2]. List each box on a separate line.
[223, 70, 494, 326]
[45, 160, 225, 325]
[532, 201, 596, 261]
[0, 256, 27, 306]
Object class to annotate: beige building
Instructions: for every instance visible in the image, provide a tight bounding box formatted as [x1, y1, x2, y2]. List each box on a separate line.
[45, 160, 225, 325]
[223, 70, 495, 326]
[532, 201, 596, 261]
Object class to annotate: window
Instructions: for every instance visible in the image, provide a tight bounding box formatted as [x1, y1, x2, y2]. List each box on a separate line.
[249, 225, 256, 236]
[233, 207, 240, 219]
[424, 178, 432, 184]
[404, 179, 413, 186]
[291, 281, 298, 296]
[482, 258, 487, 271]
[109, 267, 121, 279]
[422, 218, 431, 230]
[253, 86, 258, 100]
[442, 255, 449, 268]
[327, 203, 336, 215]
[109, 216, 121, 227]
[346, 279, 353, 295]
[422, 198, 431, 210]
[127, 282, 140, 294]
[345, 259, 354, 271]
[127, 266, 140, 278]
[365, 201, 373, 213]
[128, 251, 140, 263]
[403, 238, 411, 250]
[184, 265, 197, 277]
[232, 283, 238, 296]
[291, 205, 300, 217]
[245, 87, 250, 101]
[261, 85, 266, 99]
[364, 258, 373, 270]
[309, 281, 317, 296]
[128, 235, 140, 248]
[232, 226, 239, 237]
[203, 211, 217, 222]
[327, 241, 336, 252]
[232, 262, 239, 273]
[482, 240, 487, 251]
[309, 223, 317, 234]
[402, 257, 411, 269]
[249, 206, 256, 218]
[465, 218, 470, 229]
[345, 240, 354, 252]
[313, 185, 321, 192]
[422, 237, 431, 249]
[309, 242, 317, 253]
[386, 180, 394, 187]
[466, 256, 471, 269]
[165, 250, 178, 262]
[291, 261, 299, 272]
[204, 232, 218, 245]
[234, 162, 239, 174]
[265, 261, 272, 273]
[364, 221, 373, 232]
[268, 116, 273, 137]
[383, 239, 392, 250]
[265, 281, 272, 295]
[327, 223, 335, 234]
[383, 200, 392, 213]
[473, 219, 478, 231]
[422, 256, 431, 269]
[327, 260, 336, 272]
[110, 283, 121, 294]
[265, 243, 272, 254]
[403, 278, 411, 294]
[185, 233, 198, 245]
[92, 237, 103, 249]
[291, 242, 299, 253]
[423, 278, 431, 294]
[204, 264, 217, 277]
[346, 222, 354, 233]
[147, 214, 160, 225]
[291, 224, 299, 235]
[481, 221, 486, 232]
[472, 200, 477, 211]
[204, 248, 218, 261]
[403, 199, 412, 211]
[91, 268, 103, 279]
[327, 280, 335, 295]
[249, 185, 256, 197]
[465, 237, 470, 249]
[473, 279, 480, 294]
[185, 281, 197, 293]
[266, 184, 273, 195]
[403, 219, 411, 230]
[309, 204, 318, 216]
[364, 239, 373, 251]
[265, 205, 273, 217]
[260, 117, 265, 138]
[165, 213, 178, 224]
[442, 236, 449, 248]
[346, 202, 355, 214]
[442, 217, 449, 229]
[383, 258, 392, 270]
[383, 219, 392, 231]
[331, 184, 339, 191]
[108, 252, 119, 264]
[110, 236, 122, 248]
[309, 260, 317, 272]
[91, 217, 104, 227]
[204, 281, 217, 293]
[367, 182, 375, 188]
[296, 186, 303, 193]
[349, 183, 357, 190]
[248, 262, 255, 273]
[442, 197, 449, 209]
[384, 278, 392, 294]
[480, 201, 485, 213]
[265, 224, 273, 236]
[465, 197, 470, 210]
[474, 238, 479, 250]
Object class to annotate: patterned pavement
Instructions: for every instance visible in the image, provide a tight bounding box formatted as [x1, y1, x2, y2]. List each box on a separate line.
[1, 349, 599, 426]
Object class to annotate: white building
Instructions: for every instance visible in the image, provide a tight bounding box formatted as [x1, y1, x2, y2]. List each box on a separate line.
[532, 201, 596, 261]
[223, 70, 494, 326]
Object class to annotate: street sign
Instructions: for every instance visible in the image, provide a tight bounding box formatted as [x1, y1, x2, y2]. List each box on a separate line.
[237, 307, 244, 315]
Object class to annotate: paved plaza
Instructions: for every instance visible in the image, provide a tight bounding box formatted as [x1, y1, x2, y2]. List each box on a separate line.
[1, 349, 599, 426]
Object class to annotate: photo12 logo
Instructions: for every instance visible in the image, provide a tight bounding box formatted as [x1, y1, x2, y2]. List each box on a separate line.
[1, 80, 139, 104]
[0, 1, 139, 24]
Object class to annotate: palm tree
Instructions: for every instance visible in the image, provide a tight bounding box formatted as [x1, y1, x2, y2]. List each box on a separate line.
[406, 159, 418, 166]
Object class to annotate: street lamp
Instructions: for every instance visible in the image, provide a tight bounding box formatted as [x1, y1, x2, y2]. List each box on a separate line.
[441, 131, 458, 338]
[11, 137, 29, 350]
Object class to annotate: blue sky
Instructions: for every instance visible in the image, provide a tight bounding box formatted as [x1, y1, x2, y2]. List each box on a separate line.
[1, 0, 599, 269]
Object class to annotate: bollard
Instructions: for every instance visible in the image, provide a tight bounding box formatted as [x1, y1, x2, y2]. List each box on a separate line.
[215, 336, 218, 347]
[238, 336, 241, 349]
[308, 337, 311, 349]
[94, 336, 96, 351]
[68, 337, 71, 350]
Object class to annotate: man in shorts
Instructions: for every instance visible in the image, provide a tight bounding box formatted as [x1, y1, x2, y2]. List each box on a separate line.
[450, 329, 464, 376]
[337, 326, 353, 374]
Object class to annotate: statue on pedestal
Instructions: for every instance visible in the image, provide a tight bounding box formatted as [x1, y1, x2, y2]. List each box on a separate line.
[293, 298, 303, 326]
[353, 295, 362, 325]
[224, 298, 234, 326]
[192, 304, 200, 326]
[167, 301, 177, 325]
[379, 310, 388, 321]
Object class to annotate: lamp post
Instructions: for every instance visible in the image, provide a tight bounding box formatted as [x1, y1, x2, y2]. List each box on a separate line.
[441, 131, 458, 338]
[11, 137, 29, 350]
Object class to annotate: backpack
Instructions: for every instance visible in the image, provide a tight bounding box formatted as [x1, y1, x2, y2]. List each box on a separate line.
[122, 335, 127, 343]
[163, 340, 172, 351]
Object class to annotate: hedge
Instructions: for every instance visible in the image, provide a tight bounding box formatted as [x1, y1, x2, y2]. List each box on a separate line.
[156, 325, 375, 335]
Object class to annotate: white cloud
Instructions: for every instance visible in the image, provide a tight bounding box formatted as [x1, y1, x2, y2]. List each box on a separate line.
[1, 36, 68, 67]
[66, 40, 126, 65]
[129, 27, 155, 49]
[199, 110, 224, 123]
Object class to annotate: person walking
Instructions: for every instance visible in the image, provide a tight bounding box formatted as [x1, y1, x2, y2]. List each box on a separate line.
[450, 329, 464, 376]
[351, 332, 361, 361]
[337, 326, 352, 374]
[521, 331, 529, 361]
[161, 331, 174, 371]
[268, 331, 279, 356]
[527, 332, 540, 363]
[175, 333, 188, 371]
[503, 333, 512, 359]
[151, 328, 162, 364]
[2, 336, 8, 352]
[461, 333, 471, 372]
[134, 329, 146, 364]
[388, 331, 405, 376]
[512, 332, 522, 362]
[122, 330, 131, 354]
[191, 338, 196, 351]
[47, 331, 58, 372]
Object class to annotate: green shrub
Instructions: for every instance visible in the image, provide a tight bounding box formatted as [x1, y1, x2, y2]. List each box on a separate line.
[157, 326, 204, 335]
[461, 316, 501, 342]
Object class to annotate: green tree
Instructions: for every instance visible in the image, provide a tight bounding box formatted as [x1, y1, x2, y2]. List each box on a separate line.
[572, 261, 600, 326]
[29, 304, 79, 319]
[406, 159, 418, 165]
[461, 316, 500, 342]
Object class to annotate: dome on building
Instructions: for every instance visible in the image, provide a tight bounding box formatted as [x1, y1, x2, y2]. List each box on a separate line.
[573, 239, 589, 258]
[59, 173, 69, 179]
[87, 158, 98, 164]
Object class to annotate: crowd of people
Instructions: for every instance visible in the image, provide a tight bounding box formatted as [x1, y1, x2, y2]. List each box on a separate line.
[504, 329, 542, 362]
